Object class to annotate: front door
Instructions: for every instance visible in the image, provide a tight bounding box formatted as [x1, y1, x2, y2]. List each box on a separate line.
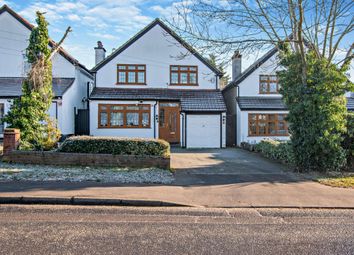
[159, 102, 180, 144]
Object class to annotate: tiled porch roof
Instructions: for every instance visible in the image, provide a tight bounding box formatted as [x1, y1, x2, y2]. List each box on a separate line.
[90, 88, 226, 112]
[237, 96, 354, 111]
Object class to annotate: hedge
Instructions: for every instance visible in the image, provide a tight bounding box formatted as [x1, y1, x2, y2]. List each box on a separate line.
[58, 136, 170, 157]
[254, 139, 295, 165]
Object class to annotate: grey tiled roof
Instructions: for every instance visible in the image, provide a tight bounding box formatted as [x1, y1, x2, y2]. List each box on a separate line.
[237, 97, 287, 110]
[238, 96, 354, 111]
[90, 88, 226, 112]
[0, 77, 75, 98]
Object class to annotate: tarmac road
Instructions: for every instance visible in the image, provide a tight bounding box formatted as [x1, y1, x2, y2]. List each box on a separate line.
[0, 204, 353, 255]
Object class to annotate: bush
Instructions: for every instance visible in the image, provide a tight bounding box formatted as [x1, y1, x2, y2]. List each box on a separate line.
[58, 136, 170, 157]
[343, 112, 354, 169]
[254, 139, 295, 165]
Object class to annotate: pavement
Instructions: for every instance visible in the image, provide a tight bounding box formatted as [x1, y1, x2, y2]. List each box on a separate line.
[1, 148, 354, 208]
[1, 204, 354, 254]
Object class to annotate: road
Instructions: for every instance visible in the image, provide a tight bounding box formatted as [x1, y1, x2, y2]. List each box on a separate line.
[0, 205, 353, 255]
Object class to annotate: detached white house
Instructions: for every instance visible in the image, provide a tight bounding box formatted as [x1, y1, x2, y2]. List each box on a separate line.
[90, 19, 226, 148]
[0, 5, 93, 137]
[222, 49, 354, 147]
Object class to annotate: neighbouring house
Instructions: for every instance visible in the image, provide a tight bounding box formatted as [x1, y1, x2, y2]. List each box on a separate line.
[222, 48, 354, 147]
[90, 19, 226, 148]
[0, 5, 93, 137]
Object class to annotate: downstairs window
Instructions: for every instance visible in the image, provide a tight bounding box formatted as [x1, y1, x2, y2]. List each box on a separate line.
[248, 113, 288, 136]
[98, 104, 150, 128]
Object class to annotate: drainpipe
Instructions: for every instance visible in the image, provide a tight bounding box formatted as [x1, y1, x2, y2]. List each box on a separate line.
[153, 101, 158, 139]
[235, 83, 240, 146]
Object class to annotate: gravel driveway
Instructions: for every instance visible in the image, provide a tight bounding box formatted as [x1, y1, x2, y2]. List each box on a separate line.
[0, 162, 174, 184]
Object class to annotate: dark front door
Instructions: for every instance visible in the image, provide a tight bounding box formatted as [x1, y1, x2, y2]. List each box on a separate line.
[159, 102, 180, 144]
[0, 103, 4, 134]
[75, 109, 89, 135]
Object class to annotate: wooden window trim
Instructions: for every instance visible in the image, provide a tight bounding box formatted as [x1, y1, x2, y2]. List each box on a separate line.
[116, 64, 146, 85]
[98, 104, 151, 129]
[259, 75, 279, 94]
[169, 65, 198, 86]
[248, 113, 289, 136]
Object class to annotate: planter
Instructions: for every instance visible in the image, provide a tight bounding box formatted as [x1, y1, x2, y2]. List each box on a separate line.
[2, 150, 170, 169]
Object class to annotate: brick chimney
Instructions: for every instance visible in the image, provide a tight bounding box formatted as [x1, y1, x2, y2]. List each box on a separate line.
[232, 50, 242, 81]
[94, 41, 106, 65]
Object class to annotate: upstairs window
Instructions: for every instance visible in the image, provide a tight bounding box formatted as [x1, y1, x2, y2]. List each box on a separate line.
[248, 113, 288, 136]
[259, 75, 279, 94]
[117, 64, 146, 85]
[170, 65, 198, 86]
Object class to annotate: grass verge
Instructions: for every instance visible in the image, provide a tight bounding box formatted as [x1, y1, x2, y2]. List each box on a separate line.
[318, 176, 354, 188]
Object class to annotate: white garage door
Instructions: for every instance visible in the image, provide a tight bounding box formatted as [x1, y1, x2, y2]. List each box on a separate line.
[186, 114, 221, 148]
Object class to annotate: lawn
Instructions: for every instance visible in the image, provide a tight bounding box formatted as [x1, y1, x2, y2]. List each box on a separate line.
[318, 176, 354, 189]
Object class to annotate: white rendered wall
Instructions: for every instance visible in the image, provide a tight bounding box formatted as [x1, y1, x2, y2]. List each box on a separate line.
[0, 11, 75, 78]
[238, 54, 283, 97]
[90, 100, 158, 138]
[95, 24, 219, 90]
[238, 110, 290, 146]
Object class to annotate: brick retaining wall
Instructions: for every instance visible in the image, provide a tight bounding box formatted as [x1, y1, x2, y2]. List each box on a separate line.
[2, 151, 170, 169]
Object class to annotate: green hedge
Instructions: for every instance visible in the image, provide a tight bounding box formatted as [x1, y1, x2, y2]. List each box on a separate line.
[58, 136, 170, 157]
[254, 139, 295, 165]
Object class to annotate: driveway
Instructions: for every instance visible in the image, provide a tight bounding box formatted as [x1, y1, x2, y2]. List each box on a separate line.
[171, 147, 300, 185]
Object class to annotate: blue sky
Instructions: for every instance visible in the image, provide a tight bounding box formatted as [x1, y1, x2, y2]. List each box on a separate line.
[1, 0, 179, 69]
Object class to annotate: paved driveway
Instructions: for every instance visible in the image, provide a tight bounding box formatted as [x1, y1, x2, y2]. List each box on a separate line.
[171, 148, 301, 185]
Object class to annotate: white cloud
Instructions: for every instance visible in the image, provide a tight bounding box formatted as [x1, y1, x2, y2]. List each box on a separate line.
[67, 14, 80, 21]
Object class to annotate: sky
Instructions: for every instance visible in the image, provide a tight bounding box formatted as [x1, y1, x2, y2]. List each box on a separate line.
[1, 0, 180, 69]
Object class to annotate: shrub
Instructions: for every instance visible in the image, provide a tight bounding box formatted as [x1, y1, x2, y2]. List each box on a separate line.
[254, 139, 295, 165]
[58, 136, 170, 157]
[343, 112, 354, 169]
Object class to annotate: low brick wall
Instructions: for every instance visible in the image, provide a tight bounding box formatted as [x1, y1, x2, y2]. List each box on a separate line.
[2, 151, 170, 169]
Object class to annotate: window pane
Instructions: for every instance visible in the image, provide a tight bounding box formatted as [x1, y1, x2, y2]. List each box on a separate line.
[250, 114, 257, 121]
[118, 65, 126, 70]
[141, 105, 150, 110]
[128, 65, 136, 70]
[189, 67, 197, 71]
[110, 112, 124, 126]
[142, 113, 149, 127]
[128, 72, 136, 83]
[190, 73, 197, 84]
[137, 65, 145, 70]
[126, 106, 139, 110]
[180, 67, 188, 71]
[277, 122, 287, 135]
[260, 75, 268, 81]
[258, 122, 266, 135]
[127, 113, 139, 126]
[100, 105, 107, 110]
[171, 66, 178, 71]
[249, 121, 256, 135]
[100, 112, 108, 127]
[260, 82, 268, 92]
[278, 114, 286, 121]
[118, 72, 126, 83]
[268, 122, 276, 135]
[159, 109, 165, 127]
[268, 114, 275, 121]
[180, 73, 188, 84]
[111, 105, 124, 110]
[269, 81, 277, 92]
[171, 72, 178, 84]
[259, 114, 267, 121]
[137, 72, 145, 83]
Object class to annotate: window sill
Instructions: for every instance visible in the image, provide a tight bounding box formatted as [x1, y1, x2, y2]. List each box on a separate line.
[116, 83, 147, 86]
[248, 134, 289, 137]
[98, 126, 151, 129]
[169, 84, 199, 86]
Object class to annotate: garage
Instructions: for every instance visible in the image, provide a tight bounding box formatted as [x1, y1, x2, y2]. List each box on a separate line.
[186, 114, 221, 148]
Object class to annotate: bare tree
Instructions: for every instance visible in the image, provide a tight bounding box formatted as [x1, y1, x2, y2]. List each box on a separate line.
[166, 0, 354, 81]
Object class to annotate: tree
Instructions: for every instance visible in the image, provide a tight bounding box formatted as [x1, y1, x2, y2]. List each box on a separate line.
[4, 11, 71, 150]
[208, 54, 230, 88]
[169, 0, 354, 171]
